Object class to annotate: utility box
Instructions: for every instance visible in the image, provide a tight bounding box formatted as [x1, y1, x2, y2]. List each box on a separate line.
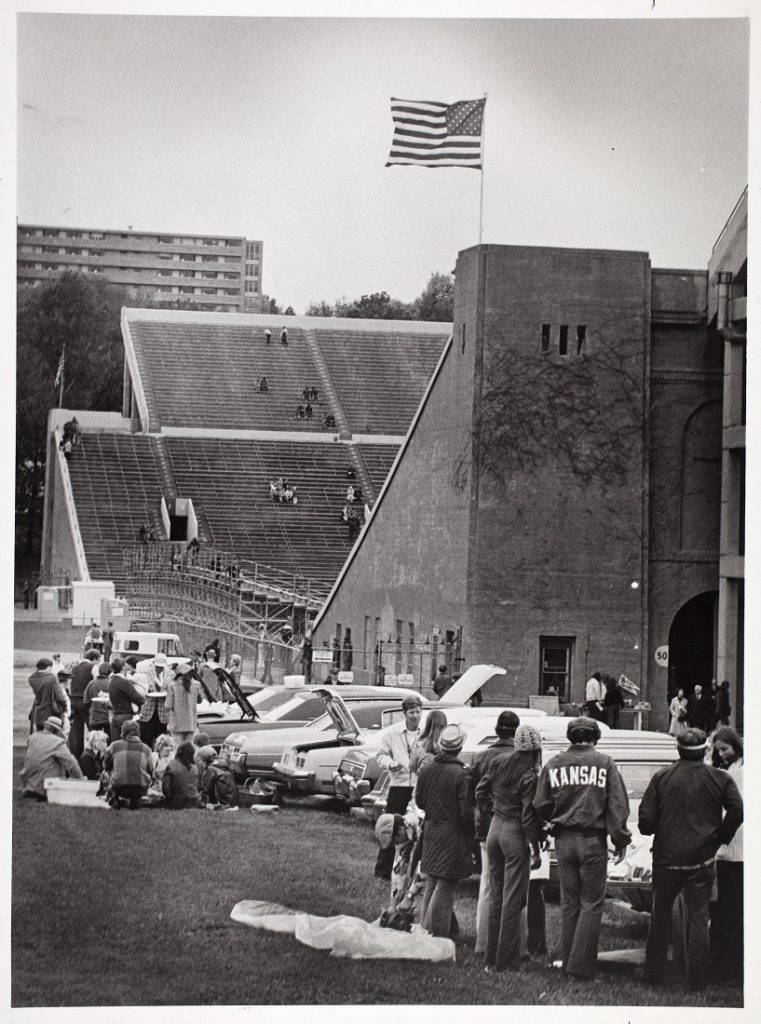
[71, 581, 115, 625]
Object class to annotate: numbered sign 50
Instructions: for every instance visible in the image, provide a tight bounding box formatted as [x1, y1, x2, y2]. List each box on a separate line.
[654, 645, 669, 668]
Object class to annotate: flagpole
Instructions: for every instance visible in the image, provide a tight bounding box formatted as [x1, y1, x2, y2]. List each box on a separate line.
[58, 344, 65, 409]
[478, 93, 488, 244]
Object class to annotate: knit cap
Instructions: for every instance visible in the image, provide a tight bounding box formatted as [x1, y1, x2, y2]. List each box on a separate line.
[514, 724, 543, 752]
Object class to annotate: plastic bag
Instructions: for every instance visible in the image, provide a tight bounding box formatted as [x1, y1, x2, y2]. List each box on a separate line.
[230, 900, 455, 961]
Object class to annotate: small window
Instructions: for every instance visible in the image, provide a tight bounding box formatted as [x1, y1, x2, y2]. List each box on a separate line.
[559, 325, 568, 356]
[576, 325, 587, 355]
[541, 323, 550, 354]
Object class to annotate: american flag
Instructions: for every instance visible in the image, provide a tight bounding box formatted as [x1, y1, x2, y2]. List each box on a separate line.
[54, 347, 65, 387]
[386, 97, 486, 169]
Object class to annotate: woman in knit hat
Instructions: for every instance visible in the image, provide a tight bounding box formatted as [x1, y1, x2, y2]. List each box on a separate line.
[415, 724, 475, 938]
[475, 723, 544, 972]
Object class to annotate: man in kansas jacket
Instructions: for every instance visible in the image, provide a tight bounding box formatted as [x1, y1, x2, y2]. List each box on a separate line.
[533, 717, 630, 980]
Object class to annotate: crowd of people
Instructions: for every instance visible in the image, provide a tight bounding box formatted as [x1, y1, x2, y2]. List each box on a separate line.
[668, 679, 732, 736]
[21, 642, 243, 812]
[372, 695, 743, 990]
[20, 639, 743, 990]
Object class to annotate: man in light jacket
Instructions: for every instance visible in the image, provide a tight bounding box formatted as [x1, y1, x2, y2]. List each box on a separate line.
[374, 693, 423, 879]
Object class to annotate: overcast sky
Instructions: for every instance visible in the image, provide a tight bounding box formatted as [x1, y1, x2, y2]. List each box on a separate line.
[15, 9, 750, 313]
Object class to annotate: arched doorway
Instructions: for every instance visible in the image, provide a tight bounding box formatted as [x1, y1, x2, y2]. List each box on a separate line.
[667, 590, 718, 699]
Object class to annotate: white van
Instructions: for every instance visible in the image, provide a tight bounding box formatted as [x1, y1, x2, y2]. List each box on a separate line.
[112, 631, 186, 664]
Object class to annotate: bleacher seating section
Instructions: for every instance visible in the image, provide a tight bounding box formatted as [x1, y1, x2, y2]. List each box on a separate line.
[313, 328, 445, 435]
[165, 437, 364, 585]
[129, 319, 448, 436]
[67, 434, 399, 588]
[130, 321, 330, 432]
[67, 434, 166, 586]
[358, 444, 399, 494]
[60, 314, 450, 592]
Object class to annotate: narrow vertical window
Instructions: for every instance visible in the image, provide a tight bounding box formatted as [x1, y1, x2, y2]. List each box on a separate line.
[559, 325, 568, 355]
[576, 324, 587, 355]
[541, 323, 550, 354]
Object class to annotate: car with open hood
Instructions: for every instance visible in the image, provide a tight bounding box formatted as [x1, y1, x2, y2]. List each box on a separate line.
[270, 665, 540, 800]
[219, 684, 421, 781]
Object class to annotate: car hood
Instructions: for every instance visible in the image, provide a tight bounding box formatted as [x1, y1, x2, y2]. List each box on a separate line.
[442, 664, 507, 705]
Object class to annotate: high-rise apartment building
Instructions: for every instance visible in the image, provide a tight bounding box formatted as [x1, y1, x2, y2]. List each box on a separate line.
[17, 224, 263, 313]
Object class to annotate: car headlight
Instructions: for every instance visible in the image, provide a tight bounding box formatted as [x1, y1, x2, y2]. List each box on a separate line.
[295, 753, 307, 769]
[279, 747, 295, 767]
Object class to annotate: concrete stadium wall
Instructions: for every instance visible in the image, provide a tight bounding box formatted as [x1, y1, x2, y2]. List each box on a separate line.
[460, 245, 651, 705]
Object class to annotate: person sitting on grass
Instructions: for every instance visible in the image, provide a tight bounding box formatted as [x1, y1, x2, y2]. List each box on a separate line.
[79, 730, 109, 781]
[146, 734, 177, 803]
[104, 720, 152, 810]
[20, 716, 83, 801]
[192, 733, 217, 771]
[162, 741, 203, 809]
[199, 750, 240, 810]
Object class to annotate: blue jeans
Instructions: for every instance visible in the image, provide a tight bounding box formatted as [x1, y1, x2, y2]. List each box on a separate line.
[555, 830, 608, 978]
[646, 863, 714, 990]
[485, 817, 530, 970]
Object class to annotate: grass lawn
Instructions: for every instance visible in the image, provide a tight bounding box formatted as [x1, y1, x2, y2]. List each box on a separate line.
[11, 758, 743, 1008]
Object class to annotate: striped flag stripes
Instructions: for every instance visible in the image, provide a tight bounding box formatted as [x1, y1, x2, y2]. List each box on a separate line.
[386, 97, 486, 169]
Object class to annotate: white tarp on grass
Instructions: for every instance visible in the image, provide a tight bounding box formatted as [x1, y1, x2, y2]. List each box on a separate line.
[230, 899, 455, 962]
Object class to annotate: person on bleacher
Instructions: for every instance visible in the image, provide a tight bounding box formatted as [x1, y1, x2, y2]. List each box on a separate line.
[264, 329, 271, 344]
[280, 327, 288, 345]
[305, 403, 313, 419]
[296, 404, 305, 419]
[259, 376, 269, 392]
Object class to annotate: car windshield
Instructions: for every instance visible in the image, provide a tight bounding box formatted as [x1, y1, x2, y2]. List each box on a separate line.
[620, 762, 664, 800]
[253, 691, 302, 716]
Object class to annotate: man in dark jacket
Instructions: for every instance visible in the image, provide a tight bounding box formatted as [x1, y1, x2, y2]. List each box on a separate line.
[470, 711, 520, 955]
[686, 684, 712, 732]
[415, 724, 475, 938]
[28, 658, 69, 732]
[432, 665, 453, 699]
[107, 657, 146, 743]
[533, 717, 631, 980]
[68, 649, 100, 757]
[639, 728, 743, 991]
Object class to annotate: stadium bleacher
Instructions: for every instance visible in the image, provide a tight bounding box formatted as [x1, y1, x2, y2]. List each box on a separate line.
[313, 328, 445, 434]
[130, 321, 334, 432]
[67, 434, 166, 586]
[56, 312, 451, 595]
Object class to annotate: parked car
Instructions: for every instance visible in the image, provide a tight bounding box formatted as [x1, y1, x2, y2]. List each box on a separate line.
[220, 685, 420, 781]
[358, 718, 676, 912]
[276, 696, 546, 799]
